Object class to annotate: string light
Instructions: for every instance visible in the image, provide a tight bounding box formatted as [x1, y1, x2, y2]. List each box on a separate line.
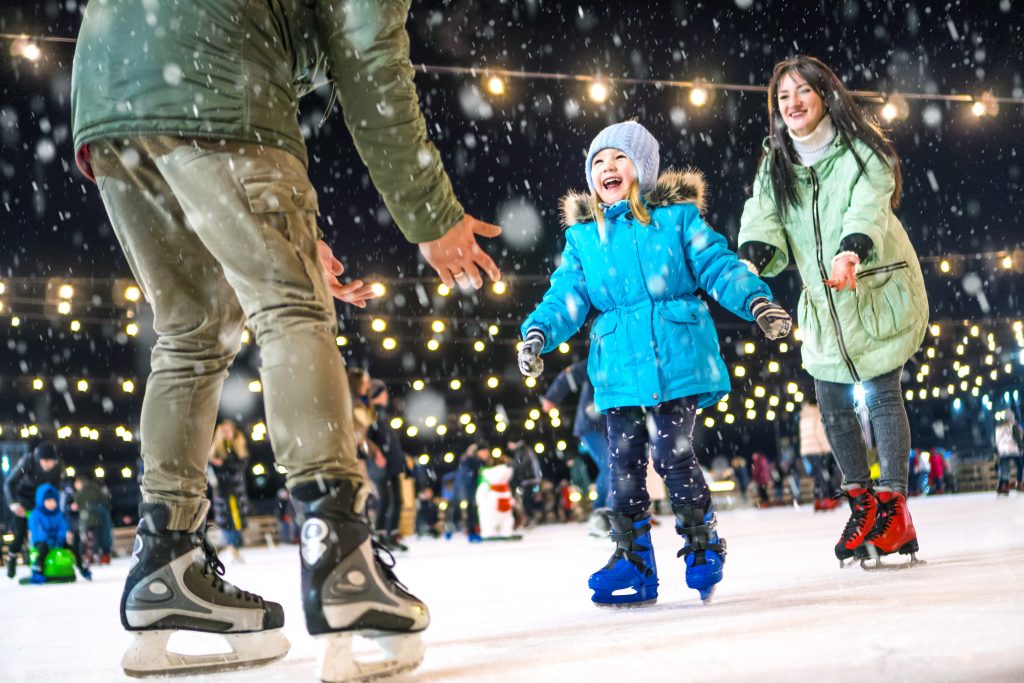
[588, 80, 609, 103]
[689, 87, 709, 107]
[486, 76, 505, 95]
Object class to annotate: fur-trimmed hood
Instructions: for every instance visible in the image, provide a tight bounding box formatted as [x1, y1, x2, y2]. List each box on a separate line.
[560, 168, 707, 227]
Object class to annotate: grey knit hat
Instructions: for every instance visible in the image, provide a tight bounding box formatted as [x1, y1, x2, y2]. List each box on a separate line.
[585, 121, 660, 194]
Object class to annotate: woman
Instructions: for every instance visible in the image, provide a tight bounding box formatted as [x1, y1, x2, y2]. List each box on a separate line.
[208, 420, 250, 561]
[738, 56, 928, 567]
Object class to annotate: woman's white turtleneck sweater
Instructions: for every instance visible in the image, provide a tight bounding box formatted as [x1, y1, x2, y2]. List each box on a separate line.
[788, 116, 837, 166]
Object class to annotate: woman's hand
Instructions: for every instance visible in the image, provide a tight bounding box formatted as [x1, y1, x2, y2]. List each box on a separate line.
[824, 252, 859, 291]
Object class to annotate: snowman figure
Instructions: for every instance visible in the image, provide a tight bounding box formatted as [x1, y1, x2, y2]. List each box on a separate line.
[476, 463, 521, 541]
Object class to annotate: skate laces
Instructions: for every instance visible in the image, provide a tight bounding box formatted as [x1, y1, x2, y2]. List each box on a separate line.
[839, 491, 874, 542]
[866, 497, 899, 540]
[196, 534, 261, 604]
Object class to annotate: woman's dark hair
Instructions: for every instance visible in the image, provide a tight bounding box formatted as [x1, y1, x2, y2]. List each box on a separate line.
[759, 55, 902, 218]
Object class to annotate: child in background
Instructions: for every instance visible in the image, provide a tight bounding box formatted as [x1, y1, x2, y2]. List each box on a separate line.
[518, 121, 792, 607]
[29, 483, 91, 583]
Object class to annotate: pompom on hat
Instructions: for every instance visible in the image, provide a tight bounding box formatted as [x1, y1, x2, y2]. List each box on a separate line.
[585, 121, 660, 194]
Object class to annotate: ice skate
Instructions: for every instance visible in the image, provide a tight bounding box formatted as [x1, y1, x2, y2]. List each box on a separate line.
[294, 480, 428, 683]
[674, 503, 726, 604]
[587, 509, 658, 608]
[834, 486, 877, 568]
[855, 490, 924, 571]
[120, 502, 288, 677]
[6, 553, 18, 579]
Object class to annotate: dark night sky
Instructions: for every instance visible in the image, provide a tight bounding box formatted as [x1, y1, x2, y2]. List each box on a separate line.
[0, 1, 1021, 488]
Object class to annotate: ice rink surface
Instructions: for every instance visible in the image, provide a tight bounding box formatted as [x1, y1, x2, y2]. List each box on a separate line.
[2, 492, 1022, 683]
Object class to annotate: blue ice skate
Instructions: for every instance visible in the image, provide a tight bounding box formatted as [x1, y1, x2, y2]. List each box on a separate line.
[587, 510, 658, 608]
[674, 504, 726, 605]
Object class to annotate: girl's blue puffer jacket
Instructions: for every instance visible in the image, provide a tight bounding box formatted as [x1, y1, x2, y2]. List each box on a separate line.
[522, 170, 774, 412]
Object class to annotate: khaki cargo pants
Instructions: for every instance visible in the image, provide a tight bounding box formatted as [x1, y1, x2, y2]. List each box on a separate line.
[91, 136, 362, 531]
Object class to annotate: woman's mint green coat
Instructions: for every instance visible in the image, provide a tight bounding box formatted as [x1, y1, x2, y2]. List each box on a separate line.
[739, 136, 928, 384]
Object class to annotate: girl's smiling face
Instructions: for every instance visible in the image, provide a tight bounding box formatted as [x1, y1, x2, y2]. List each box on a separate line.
[591, 148, 637, 204]
[776, 72, 826, 137]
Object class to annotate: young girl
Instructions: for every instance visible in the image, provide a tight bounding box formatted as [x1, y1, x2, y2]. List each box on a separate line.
[738, 56, 929, 568]
[518, 121, 792, 607]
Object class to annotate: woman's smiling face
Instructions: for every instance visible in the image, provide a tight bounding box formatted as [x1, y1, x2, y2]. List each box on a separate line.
[776, 71, 826, 137]
[591, 148, 637, 204]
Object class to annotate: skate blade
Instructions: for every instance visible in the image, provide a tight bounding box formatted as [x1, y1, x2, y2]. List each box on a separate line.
[318, 632, 425, 683]
[859, 553, 926, 571]
[700, 586, 717, 605]
[593, 599, 657, 609]
[121, 628, 290, 678]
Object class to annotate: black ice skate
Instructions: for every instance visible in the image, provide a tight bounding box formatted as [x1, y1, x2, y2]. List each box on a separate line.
[294, 480, 429, 683]
[120, 502, 288, 677]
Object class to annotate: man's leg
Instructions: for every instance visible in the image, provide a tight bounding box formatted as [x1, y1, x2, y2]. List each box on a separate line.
[579, 430, 610, 507]
[155, 143, 361, 487]
[92, 138, 288, 675]
[386, 474, 404, 535]
[93, 139, 245, 531]
[151, 140, 426, 673]
[6, 515, 28, 577]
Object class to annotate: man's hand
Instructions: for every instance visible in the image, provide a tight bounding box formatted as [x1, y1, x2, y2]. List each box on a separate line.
[317, 240, 381, 308]
[541, 398, 557, 414]
[9, 503, 25, 517]
[751, 298, 793, 340]
[824, 252, 859, 291]
[418, 214, 502, 290]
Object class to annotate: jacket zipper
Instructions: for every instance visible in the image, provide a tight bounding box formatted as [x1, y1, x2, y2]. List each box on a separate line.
[809, 168, 860, 383]
[629, 213, 661, 399]
[858, 261, 909, 278]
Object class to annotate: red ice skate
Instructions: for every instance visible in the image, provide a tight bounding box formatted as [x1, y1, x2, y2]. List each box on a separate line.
[855, 490, 923, 570]
[834, 486, 876, 567]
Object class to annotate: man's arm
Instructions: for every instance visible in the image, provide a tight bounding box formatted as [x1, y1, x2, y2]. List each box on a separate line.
[315, 0, 501, 288]
[316, 0, 462, 243]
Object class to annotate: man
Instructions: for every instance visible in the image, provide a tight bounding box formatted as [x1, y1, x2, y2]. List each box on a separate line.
[542, 360, 610, 526]
[70, 1, 502, 678]
[367, 380, 408, 551]
[4, 442, 63, 579]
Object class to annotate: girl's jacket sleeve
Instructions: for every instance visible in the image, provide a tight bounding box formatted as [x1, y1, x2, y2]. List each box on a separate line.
[520, 229, 592, 352]
[680, 204, 774, 320]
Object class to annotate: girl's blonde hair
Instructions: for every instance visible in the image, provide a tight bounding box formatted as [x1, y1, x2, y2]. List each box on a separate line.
[591, 180, 651, 231]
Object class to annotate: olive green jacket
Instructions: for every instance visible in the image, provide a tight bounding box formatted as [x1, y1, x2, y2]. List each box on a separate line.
[71, 0, 462, 243]
[738, 136, 928, 384]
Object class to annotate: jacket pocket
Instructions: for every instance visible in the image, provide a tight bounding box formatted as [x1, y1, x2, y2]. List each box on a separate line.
[797, 287, 823, 353]
[659, 299, 701, 325]
[855, 261, 913, 340]
[588, 314, 622, 389]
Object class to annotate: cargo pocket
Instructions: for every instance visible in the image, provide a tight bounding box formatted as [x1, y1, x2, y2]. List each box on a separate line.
[855, 261, 914, 341]
[240, 176, 325, 300]
[588, 314, 623, 389]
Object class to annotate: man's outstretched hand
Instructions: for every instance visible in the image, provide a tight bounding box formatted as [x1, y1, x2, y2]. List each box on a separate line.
[317, 240, 381, 308]
[418, 214, 502, 290]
